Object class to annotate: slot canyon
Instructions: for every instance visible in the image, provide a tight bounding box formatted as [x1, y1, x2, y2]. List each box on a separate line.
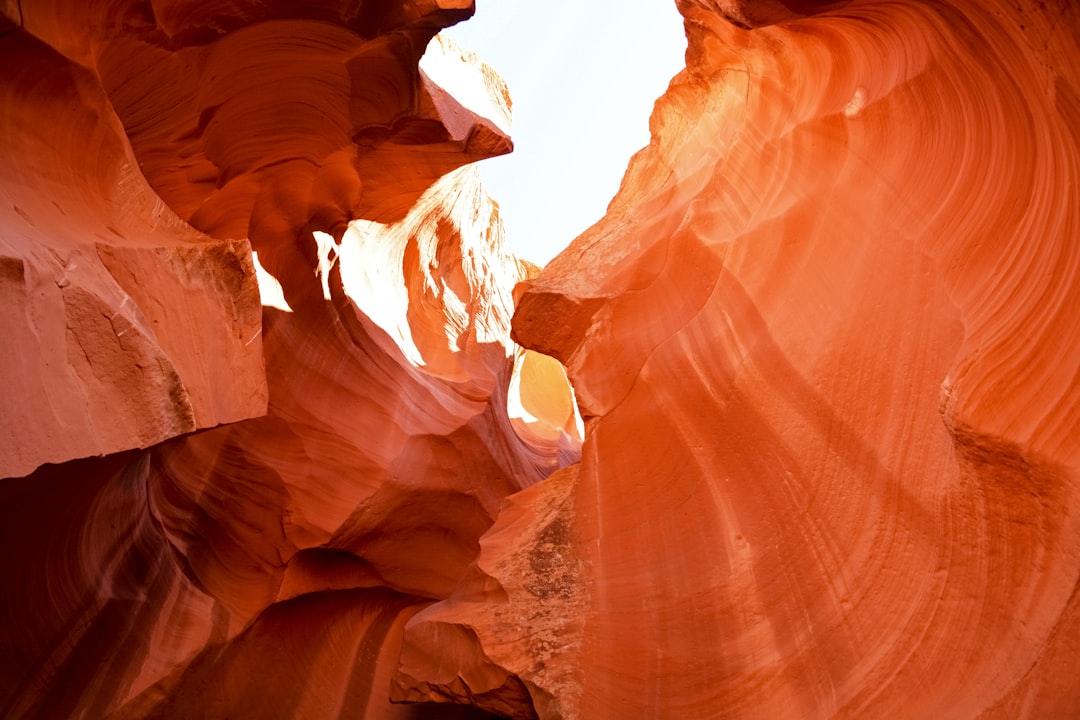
[2, 0, 1079, 718]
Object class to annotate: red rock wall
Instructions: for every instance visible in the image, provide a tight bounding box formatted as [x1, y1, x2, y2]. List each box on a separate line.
[0, 29, 267, 478]
[3, 0, 1080, 718]
[460, 0, 1079, 717]
[0, 1, 565, 718]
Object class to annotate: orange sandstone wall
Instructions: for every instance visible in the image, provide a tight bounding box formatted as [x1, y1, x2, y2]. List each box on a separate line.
[457, 0, 1078, 717]
[0, 1, 567, 718]
[0, 29, 267, 478]
[3, 0, 1080, 719]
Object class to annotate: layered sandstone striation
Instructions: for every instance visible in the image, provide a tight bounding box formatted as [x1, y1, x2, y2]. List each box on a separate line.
[3, 0, 1080, 718]
[1, 1, 574, 717]
[0, 0, 511, 478]
[403, 0, 1080, 717]
[0, 29, 267, 478]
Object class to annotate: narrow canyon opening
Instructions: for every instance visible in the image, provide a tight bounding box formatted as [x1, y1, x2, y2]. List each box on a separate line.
[434, 0, 688, 266]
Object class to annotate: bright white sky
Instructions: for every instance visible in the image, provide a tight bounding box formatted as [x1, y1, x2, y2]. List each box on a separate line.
[442, 1, 687, 266]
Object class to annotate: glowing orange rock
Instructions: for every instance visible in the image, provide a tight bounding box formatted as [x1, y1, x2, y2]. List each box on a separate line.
[409, 0, 1080, 717]
[0, 0, 509, 477]
[0, 2, 565, 718]
[0, 30, 266, 478]
[148, 165, 564, 623]
[5, 0, 1080, 717]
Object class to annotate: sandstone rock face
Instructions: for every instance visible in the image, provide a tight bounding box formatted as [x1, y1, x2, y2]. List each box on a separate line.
[0, 1, 573, 718]
[3, 0, 1080, 719]
[434, 0, 1078, 717]
[0, 0, 508, 477]
[0, 29, 267, 478]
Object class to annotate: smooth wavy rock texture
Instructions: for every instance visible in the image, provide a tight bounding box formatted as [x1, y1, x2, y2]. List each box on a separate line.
[3, 0, 1080, 718]
[0, 29, 267, 478]
[476, 0, 1077, 717]
[0, 0, 511, 478]
[0, 1, 576, 718]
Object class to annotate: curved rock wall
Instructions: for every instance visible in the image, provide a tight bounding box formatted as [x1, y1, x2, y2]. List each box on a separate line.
[1, 1, 569, 718]
[3, 0, 1080, 718]
[0, 29, 267, 478]
[491, 0, 1080, 717]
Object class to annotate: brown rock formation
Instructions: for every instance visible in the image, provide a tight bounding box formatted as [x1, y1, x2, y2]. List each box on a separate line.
[0, 0, 509, 478]
[4, 0, 1080, 718]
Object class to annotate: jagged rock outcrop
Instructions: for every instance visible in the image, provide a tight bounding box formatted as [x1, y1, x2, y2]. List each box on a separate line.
[402, 1, 1080, 718]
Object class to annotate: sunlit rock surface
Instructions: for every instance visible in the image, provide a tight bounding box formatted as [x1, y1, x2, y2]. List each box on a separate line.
[0, 0, 515, 479]
[0, 1, 574, 717]
[412, 0, 1080, 718]
[0, 29, 267, 479]
[4, 0, 1080, 718]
